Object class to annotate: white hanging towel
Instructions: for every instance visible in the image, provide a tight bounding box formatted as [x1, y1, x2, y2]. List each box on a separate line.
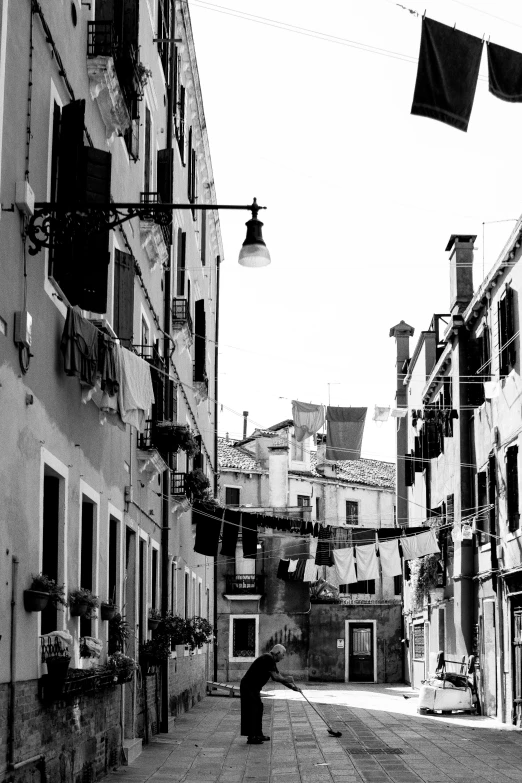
[378, 539, 402, 577]
[117, 346, 155, 432]
[333, 547, 357, 584]
[355, 543, 379, 580]
[373, 406, 391, 422]
[287, 559, 298, 573]
[309, 538, 318, 558]
[303, 559, 318, 582]
[400, 529, 440, 560]
[390, 408, 408, 418]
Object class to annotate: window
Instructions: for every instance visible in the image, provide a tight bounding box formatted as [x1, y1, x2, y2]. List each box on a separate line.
[201, 211, 207, 266]
[170, 561, 177, 614]
[151, 547, 158, 610]
[41, 470, 63, 635]
[346, 580, 375, 595]
[235, 544, 255, 577]
[225, 487, 240, 507]
[297, 495, 310, 508]
[80, 497, 96, 638]
[231, 617, 256, 659]
[346, 501, 359, 525]
[498, 285, 517, 377]
[141, 315, 150, 354]
[144, 106, 152, 193]
[184, 570, 190, 619]
[139, 538, 146, 644]
[394, 574, 402, 596]
[507, 444, 520, 532]
[477, 470, 488, 544]
[113, 249, 135, 347]
[176, 229, 186, 296]
[156, 0, 171, 80]
[194, 300, 206, 382]
[108, 516, 119, 607]
[489, 452, 498, 568]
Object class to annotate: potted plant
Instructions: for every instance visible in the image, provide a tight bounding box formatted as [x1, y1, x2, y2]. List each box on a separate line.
[170, 425, 200, 457]
[107, 652, 138, 684]
[69, 587, 99, 619]
[139, 636, 171, 668]
[186, 616, 213, 650]
[108, 612, 130, 654]
[44, 652, 71, 683]
[148, 607, 162, 631]
[100, 600, 118, 622]
[161, 612, 190, 645]
[24, 573, 67, 612]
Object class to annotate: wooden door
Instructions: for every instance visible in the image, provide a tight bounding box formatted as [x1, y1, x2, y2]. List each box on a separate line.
[349, 624, 374, 682]
[513, 608, 522, 726]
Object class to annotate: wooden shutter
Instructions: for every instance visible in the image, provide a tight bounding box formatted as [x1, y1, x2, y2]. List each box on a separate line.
[114, 249, 135, 346]
[157, 148, 173, 245]
[507, 445, 519, 532]
[57, 99, 85, 203]
[178, 85, 186, 163]
[194, 299, 206, 381]
[488, 452, 498, 569]
[187, 127, 193, 201]
[164, 377, 176, 422]
[506, 286, 516, 368]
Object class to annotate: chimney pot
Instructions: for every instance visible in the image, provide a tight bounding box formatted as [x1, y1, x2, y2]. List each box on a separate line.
[446, 234, 476, 313]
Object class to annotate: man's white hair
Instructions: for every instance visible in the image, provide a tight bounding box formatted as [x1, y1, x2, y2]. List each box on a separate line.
[271, 644, 286, 654]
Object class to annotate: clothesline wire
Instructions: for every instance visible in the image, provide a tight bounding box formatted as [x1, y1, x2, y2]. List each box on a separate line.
[189, 504, 492, 568]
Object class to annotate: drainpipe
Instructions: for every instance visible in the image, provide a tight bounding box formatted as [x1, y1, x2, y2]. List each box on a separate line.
[8, 556, 18, 770]
[159, 0, 177, 733]
[213, 255, 221, 684]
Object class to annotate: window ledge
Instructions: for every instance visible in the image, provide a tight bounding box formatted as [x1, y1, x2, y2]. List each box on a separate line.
[224, 594, 262, 602]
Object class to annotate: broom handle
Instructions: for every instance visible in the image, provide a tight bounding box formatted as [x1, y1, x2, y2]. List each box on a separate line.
[299, 690, 335, 732]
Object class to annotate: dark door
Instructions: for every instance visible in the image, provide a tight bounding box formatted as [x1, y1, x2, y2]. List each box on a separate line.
[349, 624, 374, 682]
[513, 608, 522, 726]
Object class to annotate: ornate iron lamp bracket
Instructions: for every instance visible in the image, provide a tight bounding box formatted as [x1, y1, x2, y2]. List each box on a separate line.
[27, 199, 265, 255]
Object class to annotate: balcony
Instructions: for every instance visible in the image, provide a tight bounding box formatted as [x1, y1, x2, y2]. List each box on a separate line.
[171, 472, 188, 496]
[139, 192, 171, 269]
[172, 298, 193, 333]
[225, 575, 265, 595]
[86, 21, 131, 138]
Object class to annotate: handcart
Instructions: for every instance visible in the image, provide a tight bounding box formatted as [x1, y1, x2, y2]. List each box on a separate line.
[418, 652, 477, 715]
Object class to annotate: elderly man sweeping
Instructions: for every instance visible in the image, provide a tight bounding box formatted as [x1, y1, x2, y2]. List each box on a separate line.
[240, 644, 300, 744]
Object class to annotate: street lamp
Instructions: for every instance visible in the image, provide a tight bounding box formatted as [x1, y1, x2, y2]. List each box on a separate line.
[26, 197, 270, 266]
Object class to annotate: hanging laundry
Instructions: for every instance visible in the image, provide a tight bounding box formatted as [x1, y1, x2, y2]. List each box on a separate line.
[326, 565, 342, 589]
[373, 406, 390, 423]
[116, 345, 155, 432]
[488, 42, 522, 102]
[400, 529, 440, 560]
[414, 436, 424, 472]
[303, 559, 318, 583]
[484, 381, 499, 399]
[288, 559, 298, 574]
[276, 559, 290, 581]
[241, 513, 258, 559]
[326, 406, 367, 461]
[390, 408, 408, 418]
[61, 306, 99, 387]
[220, 508, 240, 556]
[377, 539, 402, 578]
[309, 538, 318, 558]
[332, 547, 357, 584]
[411, 17, 483, 132]
[355, 543, 379, 581]
[292, 400, 326, 442]
[404, 452, 415, 487]
[315, 526, 333, 565]
[193, 501, 222, 556]
[292, 559, 306, 582]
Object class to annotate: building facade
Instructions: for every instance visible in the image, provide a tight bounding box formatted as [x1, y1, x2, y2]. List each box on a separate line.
[216, 423, 401, 684]
[0, 2, 220, 780]
[391, 227, 522, 725]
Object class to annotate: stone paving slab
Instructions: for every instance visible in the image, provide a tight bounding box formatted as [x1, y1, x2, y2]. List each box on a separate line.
[104, 683, 522, 783]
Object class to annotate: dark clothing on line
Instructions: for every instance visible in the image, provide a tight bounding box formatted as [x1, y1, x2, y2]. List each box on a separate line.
[61, 306, 98, 386]
[240, 653, 279, 737]
[221, 508, 240, 556]
[411, 17, 483, 132]
[241, 512, 258, 559]
[193, 501, 222, 557]
[488, 42, 522, 102]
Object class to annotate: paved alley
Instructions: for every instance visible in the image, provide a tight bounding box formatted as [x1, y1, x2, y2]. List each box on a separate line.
[104, 683, 522, 783]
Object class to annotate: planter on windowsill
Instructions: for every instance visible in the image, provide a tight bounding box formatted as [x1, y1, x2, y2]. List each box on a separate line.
[45, 655, 71, 681]
[148, 618, 160, 631]
[24, 589, 50, 612]
[100, 602, 117, 621]
[70, 601, 90, 618]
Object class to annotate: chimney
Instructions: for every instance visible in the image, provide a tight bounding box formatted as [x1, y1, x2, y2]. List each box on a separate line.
[242, 411, 249, 440]
[389, 320, 415, 527]
[445, 235, 476, 314]
[268, 441, 288, 508]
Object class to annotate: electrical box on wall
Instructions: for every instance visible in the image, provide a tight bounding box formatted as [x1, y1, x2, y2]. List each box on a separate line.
[14, 310, 32, 348]
[15, 181, 35, 216]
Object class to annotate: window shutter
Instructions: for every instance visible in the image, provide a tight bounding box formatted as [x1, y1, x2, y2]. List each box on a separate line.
[507, 286, 516, 368]
[114, 249, 135, 346]
[187, 127, 193, 201]
[194, 299, 206, 381]
[201, 210, 206, 266]
[157, 148, 173, 245]
[178, 85, 186, 163]
[177, 229, 186, 296]
[507, 445, 519, 532]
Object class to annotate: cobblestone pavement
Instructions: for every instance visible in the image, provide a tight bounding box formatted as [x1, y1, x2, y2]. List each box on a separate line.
[105, 683, 522, 783]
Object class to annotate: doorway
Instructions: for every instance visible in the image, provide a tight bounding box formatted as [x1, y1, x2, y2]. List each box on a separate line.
[346, 621, 376, 682]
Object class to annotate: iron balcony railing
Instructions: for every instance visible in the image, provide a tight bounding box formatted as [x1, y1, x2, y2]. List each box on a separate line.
[225, 575, 265, 594]
[140, 191, 172, 246]
[87, 21, 142, 118]
[171, 472, 188, 496]
[172, 298, 193, 333]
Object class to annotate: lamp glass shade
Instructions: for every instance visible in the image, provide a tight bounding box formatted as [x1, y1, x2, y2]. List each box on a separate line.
[238, 243, 271, 267]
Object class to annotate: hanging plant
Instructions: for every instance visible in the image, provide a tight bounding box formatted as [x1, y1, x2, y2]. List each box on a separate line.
[410, 554, 441, 611]
[186, 617, 214, 650]
[186, 468, 211, 500]
[160, 613, 191, 645]
[139, 636, 171, 666]
[100, 601, 118, 621]
[25, 573, 67, 612]
[135, 61, 152, 88]
[69, 587, 99, 619]
[108, 613, 130, 654]
[148, 607, 162, 630]
[106, 652, 138, 684]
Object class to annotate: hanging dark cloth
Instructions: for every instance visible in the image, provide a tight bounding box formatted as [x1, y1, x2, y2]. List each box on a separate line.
[411, 17, 483, 132]
[312, 523, 319, 538]
[61, 306, 99, 386]
[276, 559, 290, 581]
[306, 521, 314, 536]
[404, 452, 414, 487]
[326, 406, 367, 461]
[221, 508, 240, 556]
[488, 42, 522, 102]
[193, 501, 222, 557]
[315, 526, 333, 565]
[241, 513, 258, 559]
[414, 435, 424, 472]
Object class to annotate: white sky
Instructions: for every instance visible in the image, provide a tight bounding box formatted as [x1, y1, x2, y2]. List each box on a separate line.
[188, 0, 522, 462]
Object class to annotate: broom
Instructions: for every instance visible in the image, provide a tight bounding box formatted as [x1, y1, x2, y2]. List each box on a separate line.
[298, 690, 342, 737]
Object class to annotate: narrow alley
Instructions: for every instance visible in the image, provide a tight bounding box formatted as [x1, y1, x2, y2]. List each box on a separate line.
[105, 683, 522, 783]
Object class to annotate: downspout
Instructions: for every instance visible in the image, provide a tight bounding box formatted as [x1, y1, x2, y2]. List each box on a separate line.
[159, 0, 177, 734]
[213, 254, 221, 683]
[8, 557, 18, 770]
